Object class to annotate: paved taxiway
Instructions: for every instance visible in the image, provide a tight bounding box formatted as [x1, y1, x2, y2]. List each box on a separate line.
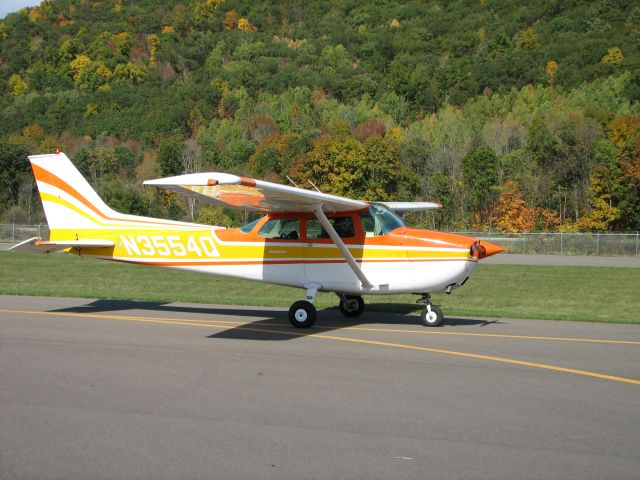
[1, 295, 639, 479]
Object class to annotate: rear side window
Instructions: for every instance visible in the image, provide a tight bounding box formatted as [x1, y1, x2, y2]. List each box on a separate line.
[307, 216, 355, 239]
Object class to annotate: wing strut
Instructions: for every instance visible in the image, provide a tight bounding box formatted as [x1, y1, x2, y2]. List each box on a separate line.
[309, 204, 373, 289]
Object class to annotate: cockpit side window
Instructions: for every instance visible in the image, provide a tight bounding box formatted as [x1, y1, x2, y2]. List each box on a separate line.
[307, 216, 355, 239]
[360, 212, 377, 237]
[258, 218, 300, 240]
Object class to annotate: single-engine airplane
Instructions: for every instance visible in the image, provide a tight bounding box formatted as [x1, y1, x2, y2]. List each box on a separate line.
[12, 152, 504, 328]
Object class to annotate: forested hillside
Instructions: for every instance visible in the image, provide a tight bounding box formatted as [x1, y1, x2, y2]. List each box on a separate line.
[1, 0, 639, 231]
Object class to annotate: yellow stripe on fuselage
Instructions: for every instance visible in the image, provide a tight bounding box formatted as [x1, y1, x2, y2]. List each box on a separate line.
[66, 239, 467, 265]
[48, 226, 470, 264]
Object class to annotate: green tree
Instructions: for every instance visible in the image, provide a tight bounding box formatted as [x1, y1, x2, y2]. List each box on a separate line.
[158, 138, 184, 176]
[294, 126, 366, 198]
[196, 205, 238, 227]
[515, 26, 541, 50]
[601, 47, 624, 66]
[572, 168, 621, 231]
[98, 177, 150, 216]
[8, 74, 28, 97]
[462, 147, 499, 225]
[0, 142, 30, 209]
[362, 135, 400, 200]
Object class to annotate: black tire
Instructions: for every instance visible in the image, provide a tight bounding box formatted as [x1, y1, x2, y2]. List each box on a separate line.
[420, 305, 444, 327]
[288, 300, 317, 328]
[338, 295, 365, 318]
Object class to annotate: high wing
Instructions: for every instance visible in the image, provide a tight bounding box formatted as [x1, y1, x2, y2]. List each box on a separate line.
[10, 237, 115, 254]
[379, 201, 441, 213]
[144, 173, 366, 213]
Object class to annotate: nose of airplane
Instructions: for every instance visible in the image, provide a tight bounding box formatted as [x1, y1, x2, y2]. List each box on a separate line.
[471, 240, 505, 259]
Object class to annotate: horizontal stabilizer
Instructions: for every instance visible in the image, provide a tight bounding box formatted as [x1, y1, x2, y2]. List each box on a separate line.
[10, 237, 115, 254]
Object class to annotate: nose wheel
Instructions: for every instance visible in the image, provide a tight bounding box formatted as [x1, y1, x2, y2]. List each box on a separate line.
[421, 304, 444, 327]
[417, 293, 444, 327]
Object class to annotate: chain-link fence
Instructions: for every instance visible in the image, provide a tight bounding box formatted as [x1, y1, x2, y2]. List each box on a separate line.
[455, 232, 640, 256]
[0, 224, 49, 243]
[1, 224, 639, 256]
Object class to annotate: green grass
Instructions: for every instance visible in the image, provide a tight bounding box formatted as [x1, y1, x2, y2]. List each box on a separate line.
[1, 251, 639, 324]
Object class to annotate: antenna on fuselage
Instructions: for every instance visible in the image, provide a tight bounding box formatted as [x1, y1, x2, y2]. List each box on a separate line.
[285, 175, 299, 188]
[307, 179, 322, 192]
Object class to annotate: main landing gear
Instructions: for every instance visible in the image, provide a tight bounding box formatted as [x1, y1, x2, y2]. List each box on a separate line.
[417, 293, 444, 327]
[288, 300, 316, 328]
[337, 294, 365, 318]
[288, 283, 320, 328]
[288, 287, 367, 328]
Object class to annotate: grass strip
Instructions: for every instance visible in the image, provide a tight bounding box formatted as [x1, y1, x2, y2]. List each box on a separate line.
[1, 251, 639, 324]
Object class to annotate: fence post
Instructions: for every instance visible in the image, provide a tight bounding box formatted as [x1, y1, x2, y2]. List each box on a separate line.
[560, 232, 563, 255]
[12, 223, 15, 241]
[636, 232, 639, 257]
[523, 232, 526, 254]
[596, 232, 600, 256]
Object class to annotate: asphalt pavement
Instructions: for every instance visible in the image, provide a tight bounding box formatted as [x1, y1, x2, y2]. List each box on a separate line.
[1, 295, 639, 479]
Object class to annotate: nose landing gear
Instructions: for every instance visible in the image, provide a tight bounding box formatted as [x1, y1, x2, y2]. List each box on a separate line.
[417, 293, 444, 327]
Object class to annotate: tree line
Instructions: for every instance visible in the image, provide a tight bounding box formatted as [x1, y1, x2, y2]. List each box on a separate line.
[0, 0, 638, 231]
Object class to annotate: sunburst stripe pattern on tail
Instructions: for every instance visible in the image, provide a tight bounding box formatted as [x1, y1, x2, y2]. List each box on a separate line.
[30, 158, 204, 229]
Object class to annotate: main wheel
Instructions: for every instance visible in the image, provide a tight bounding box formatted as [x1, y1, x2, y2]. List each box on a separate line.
[420, 305, 444, 327]
[338, 295, 365, 317]
[288, 300, 317, 328]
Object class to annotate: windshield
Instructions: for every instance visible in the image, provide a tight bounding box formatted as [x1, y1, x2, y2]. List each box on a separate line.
[361, 204, 405, 236]
[240, 218, 260, 233]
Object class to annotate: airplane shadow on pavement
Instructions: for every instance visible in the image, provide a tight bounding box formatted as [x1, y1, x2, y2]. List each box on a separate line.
[51, 299, 504, 341]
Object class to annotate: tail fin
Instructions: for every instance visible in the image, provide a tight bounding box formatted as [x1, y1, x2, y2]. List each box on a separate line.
[29, 152, 119, 230]
[30, 152, 196, 238]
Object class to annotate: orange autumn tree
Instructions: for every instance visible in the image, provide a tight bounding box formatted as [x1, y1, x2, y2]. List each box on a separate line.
[247, 132, 298, 181]
[494, 181, 560, 232]
[222, 10, 239, 31]
[607, 115, 640, 230]
[493, 180, 536, 231]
